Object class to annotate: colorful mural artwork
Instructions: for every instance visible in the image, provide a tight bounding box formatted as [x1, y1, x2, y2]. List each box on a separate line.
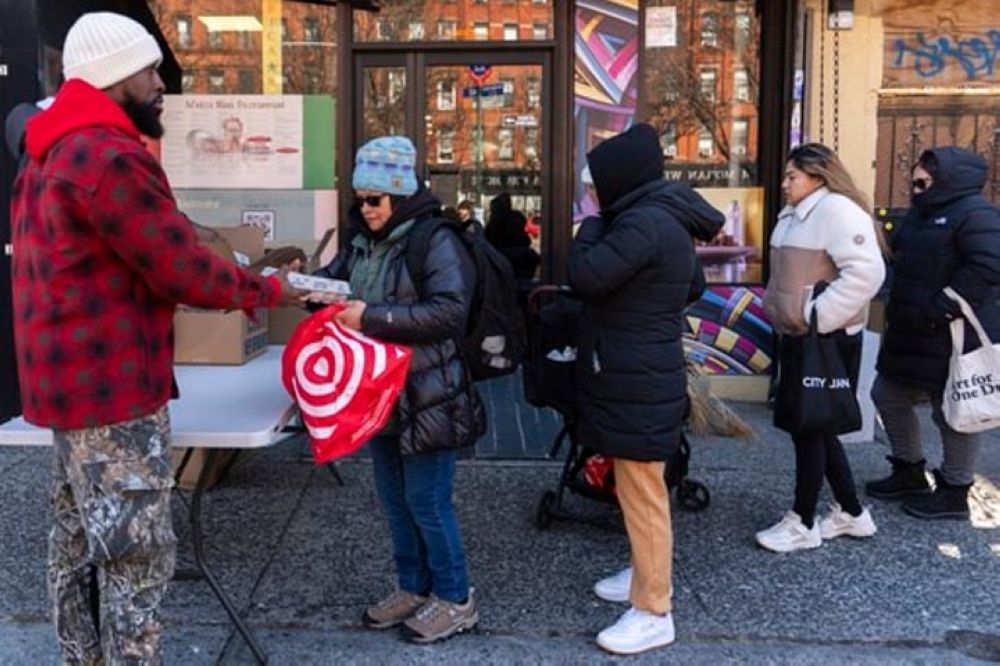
[684, 286, 774, 376]
[573, 0, 639, 220]
[572, 2, 773, 378]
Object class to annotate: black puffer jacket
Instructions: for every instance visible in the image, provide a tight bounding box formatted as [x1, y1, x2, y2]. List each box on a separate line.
[569, 124, 723, 461]
[4, 102, 40, 170]
[315, 189, 486, 455]
[879, 147, 1000, 391]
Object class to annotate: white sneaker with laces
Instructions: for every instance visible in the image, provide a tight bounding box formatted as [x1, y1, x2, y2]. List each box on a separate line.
[819, 504, 877, 540]
[594, 566, 632, 603]
[596, 607, 675, 655]
[755, 511, 821, 553]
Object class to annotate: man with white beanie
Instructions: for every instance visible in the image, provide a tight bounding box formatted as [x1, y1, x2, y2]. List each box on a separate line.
[10, 12, 304, 664]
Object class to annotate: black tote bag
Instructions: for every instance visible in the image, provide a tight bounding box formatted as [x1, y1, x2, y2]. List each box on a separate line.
[773, 308, 863, 435]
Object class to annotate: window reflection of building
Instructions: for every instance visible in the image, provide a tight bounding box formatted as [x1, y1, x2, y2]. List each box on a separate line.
[698, 127, 714, 158]
[732, 118, 749, 156]
[207, 27, 223, 49]
[354, 1, 552, 43]
[734, 68, 749, 102]
[699, 68, 717, 102]
[498, 128, 514, 161]
[238, 69, 254, 93]
[438, 20, 456, 39]
[438, 78, 456, 110]
[150, 1, 339, 98]
[701, 12, 719, 47]
[661, 124, 678, 159]
[438, 128, 455, 163]
[208, 68, 224, 92]
[524, 128, 539, 162]
[527, 76, 540, 108]
[500, 77, 515, 107]
[176, 15, 192, 48]
[643, 0, 760, 176]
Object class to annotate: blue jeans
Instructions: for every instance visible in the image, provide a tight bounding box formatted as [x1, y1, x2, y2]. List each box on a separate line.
[369, 436, 469, 603]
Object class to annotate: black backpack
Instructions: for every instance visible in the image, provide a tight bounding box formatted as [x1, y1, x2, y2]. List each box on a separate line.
[405, 218, 526, 381]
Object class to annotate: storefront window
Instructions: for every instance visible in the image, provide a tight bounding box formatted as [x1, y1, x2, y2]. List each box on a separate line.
[142, 1, 339, 252]
[354, 0, 553, 43]
[641, 0, 762, 283]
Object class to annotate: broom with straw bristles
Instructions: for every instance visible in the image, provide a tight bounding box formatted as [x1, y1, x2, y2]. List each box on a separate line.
[686, 363, 755, 439]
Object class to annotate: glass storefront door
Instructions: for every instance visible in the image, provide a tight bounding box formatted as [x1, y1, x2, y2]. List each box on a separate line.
[354, 52, 550, 280]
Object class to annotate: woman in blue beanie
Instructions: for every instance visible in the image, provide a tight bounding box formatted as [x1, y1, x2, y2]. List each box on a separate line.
[313, 136, 484, 643]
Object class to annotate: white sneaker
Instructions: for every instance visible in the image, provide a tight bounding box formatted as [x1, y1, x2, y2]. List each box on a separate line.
[755, 511, 822, 553]
[596, 607, 675, 655]
[819, 504, 877, 540]
[594, 566, 632, 603]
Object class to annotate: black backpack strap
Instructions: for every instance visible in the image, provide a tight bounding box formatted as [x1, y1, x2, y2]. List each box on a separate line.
[405, 217, 464, 295]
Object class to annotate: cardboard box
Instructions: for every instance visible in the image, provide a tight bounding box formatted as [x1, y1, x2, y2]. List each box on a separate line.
[172, 447, 240, 491]
[268, 306, 309, 344]
[174, 227, 270, 365]
[174, 307, 269, 364]
[265, 227, 339, 345]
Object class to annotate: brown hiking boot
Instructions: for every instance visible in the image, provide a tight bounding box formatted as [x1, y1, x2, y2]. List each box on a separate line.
[401, 591, 479, 643]
[362, 590, 427, 629]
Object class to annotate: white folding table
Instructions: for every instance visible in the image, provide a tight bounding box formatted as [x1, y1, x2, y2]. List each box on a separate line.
[0, 345, 298, 664]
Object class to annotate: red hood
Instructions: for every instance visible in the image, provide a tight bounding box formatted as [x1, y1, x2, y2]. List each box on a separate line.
[26, 79, 140, 159]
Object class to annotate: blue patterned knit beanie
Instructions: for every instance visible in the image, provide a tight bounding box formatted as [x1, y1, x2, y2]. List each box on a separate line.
[352, 136, 419, 196]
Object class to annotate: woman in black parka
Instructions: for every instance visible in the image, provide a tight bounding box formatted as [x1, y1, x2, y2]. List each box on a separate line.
[569, 124, 722, 656]
[869, 147, 1000, 520]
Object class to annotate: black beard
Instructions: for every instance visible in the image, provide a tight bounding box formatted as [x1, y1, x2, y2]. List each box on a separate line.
[122, 95, 164, 139]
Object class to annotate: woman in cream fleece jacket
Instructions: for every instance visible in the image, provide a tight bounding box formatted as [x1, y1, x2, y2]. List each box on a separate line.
[758, 143, 886, 553]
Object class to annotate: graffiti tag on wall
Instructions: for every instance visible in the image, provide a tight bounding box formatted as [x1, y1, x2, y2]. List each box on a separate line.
[892, 30, 1000, 81]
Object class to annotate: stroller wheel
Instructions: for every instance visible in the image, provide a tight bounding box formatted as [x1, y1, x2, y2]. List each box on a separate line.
[676, 480, 710, 512]
[535, 491, 557, 530]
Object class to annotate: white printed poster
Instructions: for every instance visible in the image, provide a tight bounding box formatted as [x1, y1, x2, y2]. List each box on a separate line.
[645, 7, 678, 48]
[160, 95, 303, 189]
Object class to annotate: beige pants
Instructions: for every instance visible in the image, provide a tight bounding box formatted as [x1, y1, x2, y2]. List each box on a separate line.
[614, 459, 673, 615]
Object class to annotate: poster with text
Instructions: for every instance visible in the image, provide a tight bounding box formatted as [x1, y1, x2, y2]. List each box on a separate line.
[161, 95, 305, 189]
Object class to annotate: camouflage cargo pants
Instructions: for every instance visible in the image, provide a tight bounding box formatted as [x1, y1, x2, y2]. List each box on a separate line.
[49, 406, 177, 666]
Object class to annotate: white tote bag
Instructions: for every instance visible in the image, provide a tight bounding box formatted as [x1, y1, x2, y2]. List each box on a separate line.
[941, 287, 1000, 433]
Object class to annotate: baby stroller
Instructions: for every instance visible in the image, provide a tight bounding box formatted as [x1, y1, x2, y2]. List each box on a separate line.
[523, 286, 710, 530]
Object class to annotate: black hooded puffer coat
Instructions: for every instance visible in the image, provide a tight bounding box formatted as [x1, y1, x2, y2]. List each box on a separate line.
[569, 124, 724, 461]
[878, 147, 1000, 391]
[315, 188, 486, 455]
[4, 103, 40, 171]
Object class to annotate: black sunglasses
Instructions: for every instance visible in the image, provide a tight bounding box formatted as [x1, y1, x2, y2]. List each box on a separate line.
[912, 178, 931, 192]
[354, 194, 386, 208]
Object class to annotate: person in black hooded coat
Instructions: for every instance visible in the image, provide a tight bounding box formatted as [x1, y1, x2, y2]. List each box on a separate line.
[569, 123, 722, 656]
[868, 147, 1000, 520]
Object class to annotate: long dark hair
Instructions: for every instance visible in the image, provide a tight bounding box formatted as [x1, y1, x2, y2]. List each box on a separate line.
[787, 143, 888, 255]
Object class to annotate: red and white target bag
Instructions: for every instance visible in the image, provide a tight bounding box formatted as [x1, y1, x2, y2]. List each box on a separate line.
[281, 305, 412, 463]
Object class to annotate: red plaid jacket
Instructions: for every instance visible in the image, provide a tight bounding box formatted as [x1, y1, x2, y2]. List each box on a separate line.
[12, 80, 281, 429]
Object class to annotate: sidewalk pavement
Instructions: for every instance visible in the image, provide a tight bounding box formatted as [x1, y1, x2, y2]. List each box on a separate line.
[0, 400, 997, 665]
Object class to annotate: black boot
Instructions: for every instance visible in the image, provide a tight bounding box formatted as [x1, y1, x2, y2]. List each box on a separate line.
[865, 456, 931, 499]
[903, 470, 971, 520]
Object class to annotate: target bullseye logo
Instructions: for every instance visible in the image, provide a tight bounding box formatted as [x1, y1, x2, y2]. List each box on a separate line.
[283, 308, 412, 462]
[292, 322, 376, 438]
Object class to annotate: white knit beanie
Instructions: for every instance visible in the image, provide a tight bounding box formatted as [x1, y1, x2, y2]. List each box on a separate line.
[62, 12, 163, 90]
